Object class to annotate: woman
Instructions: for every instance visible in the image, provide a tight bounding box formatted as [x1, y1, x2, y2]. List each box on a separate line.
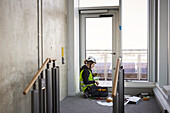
[80, 56, 99, 98]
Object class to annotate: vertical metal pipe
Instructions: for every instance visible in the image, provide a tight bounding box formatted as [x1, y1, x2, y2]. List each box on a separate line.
[56, 66, 60, 113]
[118, 67, 124, 113]
[113, 93, 119, 113]
[53, 60, 55, 68]
[42, 89, 46, 113]
[41, 71, 46, 113]
[41, 0, 44, 64]
[117, 93, 119, 113]
[113, 66, 124, 113]
[52, 66, 56, 113]
[37, 0, 40, 69]
[39, 72, 45, 113]
[46, 63, 52, 113]
[38, 73, 43, 113]
[168, 0, 170, 85]
[52, 61, 60, 113]
[31, 82, 39, 113]
[155, 0, 158, 82]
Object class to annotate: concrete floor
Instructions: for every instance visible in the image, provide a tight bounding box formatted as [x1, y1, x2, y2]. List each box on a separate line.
[60, 93, 161, 113]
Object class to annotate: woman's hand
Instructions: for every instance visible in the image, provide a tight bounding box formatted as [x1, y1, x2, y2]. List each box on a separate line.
[95, 81, 99, 85]
[93, 73, 98, 77]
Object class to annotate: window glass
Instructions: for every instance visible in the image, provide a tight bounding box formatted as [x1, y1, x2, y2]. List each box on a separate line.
[86, 18, 112, 50]
[79, 0, 119, 7]
[86, 17, 113, 81]
[122, 0, 148, 81]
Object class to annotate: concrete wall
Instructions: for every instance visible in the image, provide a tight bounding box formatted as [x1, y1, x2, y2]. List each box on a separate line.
[0, 0, 68, 113]
[43, 0, 68, 100]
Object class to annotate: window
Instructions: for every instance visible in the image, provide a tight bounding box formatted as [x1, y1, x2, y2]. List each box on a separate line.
[86, 17, 113, 81]
[122, 0, 148, 81]
[79, 0, 119, 7]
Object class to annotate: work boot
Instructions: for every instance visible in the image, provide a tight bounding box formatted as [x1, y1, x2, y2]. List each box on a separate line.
[84, 92, 88, 99]
[88, 94, 92, 97]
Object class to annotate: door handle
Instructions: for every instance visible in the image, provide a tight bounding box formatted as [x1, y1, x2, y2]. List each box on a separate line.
[110, 52, 116, 55]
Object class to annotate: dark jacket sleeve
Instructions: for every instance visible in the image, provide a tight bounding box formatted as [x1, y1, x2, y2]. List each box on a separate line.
[82, 69, 95, 84]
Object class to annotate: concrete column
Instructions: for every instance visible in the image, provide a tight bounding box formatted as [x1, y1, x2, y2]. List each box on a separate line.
[67, 0, 80, 96]
[157, 0, 168, 86]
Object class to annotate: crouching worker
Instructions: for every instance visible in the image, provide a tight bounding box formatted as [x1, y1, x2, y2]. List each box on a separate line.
[80, 56, 108, 98]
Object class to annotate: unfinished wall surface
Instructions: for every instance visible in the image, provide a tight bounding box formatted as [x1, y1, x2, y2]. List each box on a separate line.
[0, 0, 68, 113]
[43, 0, 68, 100]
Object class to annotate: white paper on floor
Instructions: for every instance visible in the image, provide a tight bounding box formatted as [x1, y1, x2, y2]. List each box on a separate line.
[96, 101, 113, 106]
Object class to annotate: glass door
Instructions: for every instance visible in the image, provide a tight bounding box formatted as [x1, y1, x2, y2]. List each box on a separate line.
[80, 10, 119, 86]
[86, 17, 113, 82]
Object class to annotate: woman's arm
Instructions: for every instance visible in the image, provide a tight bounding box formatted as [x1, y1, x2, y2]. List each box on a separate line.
[82, 70, 95, 84]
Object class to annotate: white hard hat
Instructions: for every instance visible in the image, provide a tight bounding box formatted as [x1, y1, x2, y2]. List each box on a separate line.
[86, 56, 96, 63]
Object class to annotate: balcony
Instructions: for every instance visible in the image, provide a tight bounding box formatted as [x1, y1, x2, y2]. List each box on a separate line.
[122, 49, 147, 81]
[86, 49, 148, 81]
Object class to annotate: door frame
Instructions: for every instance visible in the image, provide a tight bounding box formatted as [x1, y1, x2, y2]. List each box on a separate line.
[79, 8, 120, 82]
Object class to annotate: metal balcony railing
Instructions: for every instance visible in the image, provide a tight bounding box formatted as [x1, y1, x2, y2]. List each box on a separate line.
[86, 49, 147, 81]
[122, 49, 147, 80]
[86, 50, 112, 81]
